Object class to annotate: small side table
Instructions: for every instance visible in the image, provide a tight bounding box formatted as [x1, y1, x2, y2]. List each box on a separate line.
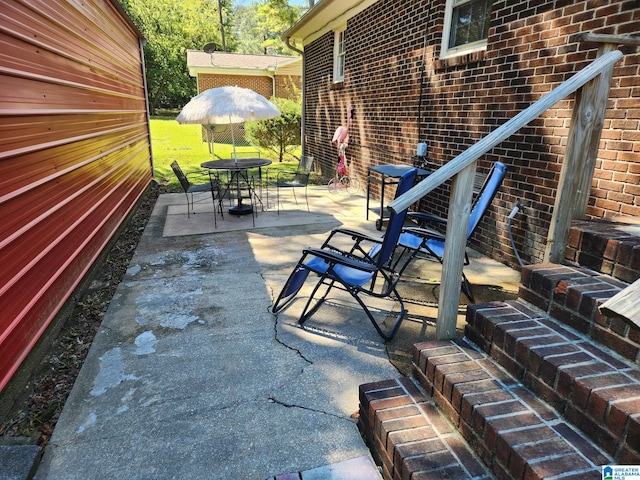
[366, 164, 430, 230]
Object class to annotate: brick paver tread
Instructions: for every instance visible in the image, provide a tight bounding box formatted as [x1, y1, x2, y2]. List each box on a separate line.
[412, 338, 612, 480]
[466, 297, 640, 464]
[359, 377, 494, 480]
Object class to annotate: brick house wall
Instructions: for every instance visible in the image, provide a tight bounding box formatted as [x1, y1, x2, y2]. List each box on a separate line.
[198, 74, 275, 99]
[303, 0, 640, 270]
[274, 74, 301, 101]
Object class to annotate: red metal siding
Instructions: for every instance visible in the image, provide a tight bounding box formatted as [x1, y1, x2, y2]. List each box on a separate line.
[0, 0, 152, 391]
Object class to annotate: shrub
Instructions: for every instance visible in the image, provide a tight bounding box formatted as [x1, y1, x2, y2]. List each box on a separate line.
[245, 97, 301, 162]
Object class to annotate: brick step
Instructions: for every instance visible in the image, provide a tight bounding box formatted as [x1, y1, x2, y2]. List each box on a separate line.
[358, 261, 639, 479]
[412, 339, 612, 479]
[566, 219, 640, 284]
[517, 264, 637, 362]
[358, 377, 494, 480]
[465, 299, 640, 464]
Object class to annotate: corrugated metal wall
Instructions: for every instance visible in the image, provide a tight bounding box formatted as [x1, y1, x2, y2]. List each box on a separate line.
[0, 0, 152, 391]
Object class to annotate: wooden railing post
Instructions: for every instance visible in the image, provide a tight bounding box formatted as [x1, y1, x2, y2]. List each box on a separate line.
[544, 35, 635, 263]
[436, 162, 476, 339]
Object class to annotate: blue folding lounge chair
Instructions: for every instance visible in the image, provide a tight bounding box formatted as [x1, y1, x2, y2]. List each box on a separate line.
[395, 161, 507, 303]
[271, 168, 419, 341]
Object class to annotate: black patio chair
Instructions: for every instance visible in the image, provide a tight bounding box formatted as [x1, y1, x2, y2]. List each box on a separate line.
[271, 168, 419, 341]
[171, 160, 223, 226]
[266, 155, 314, 214]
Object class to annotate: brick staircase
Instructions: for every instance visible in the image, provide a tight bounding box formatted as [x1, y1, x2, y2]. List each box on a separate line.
[358, 220, 640, 479]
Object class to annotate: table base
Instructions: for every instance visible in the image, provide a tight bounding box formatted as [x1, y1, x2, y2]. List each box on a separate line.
[229, 204, 253, 216]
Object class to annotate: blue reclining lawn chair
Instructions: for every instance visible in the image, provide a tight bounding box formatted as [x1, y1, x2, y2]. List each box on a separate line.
[395, 161, 507, 303]
[271, 168, 418, 341]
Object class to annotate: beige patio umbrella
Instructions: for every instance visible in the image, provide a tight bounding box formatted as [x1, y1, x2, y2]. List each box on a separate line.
[176, 86, 281, 162]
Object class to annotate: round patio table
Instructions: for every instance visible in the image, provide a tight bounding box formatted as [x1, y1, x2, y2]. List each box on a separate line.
[201, 158, 272, 215]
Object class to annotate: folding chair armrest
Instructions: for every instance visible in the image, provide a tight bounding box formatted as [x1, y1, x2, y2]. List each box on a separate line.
[186, 170, 210, 182]
[407, 212, 447, 228]
[274, 170, 297, 181]
[403, 226, 471, 265]
[402, 226, 446, 242]
[323, 228, 384, 258]
[303, 248, 377, 273]
[326, 227, 381, 244]
[261, 167, 282, 181]
[262, 166, 275, 177]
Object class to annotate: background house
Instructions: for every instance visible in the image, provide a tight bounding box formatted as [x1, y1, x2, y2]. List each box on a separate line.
[0, 0, 152, 410]
[284, 0, 640, 271]
[185, 51, 302, 145]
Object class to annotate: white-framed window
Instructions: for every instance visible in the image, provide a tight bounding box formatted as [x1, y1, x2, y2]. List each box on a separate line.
[441, 0, 491, 59]
[333, 26, 346, 82]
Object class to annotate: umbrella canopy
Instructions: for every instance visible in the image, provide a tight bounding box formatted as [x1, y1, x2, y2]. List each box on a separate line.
[176, 86, 281, 125]
[176, 86, 280, 161]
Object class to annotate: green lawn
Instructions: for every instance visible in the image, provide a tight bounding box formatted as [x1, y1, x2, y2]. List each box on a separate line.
[150, 114, 304, 191]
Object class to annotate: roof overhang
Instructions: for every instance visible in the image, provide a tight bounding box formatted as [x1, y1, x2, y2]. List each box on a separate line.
[186, 56, 301, 78]
[265, 56, 302, 70]
[188, 66, 273, 77]
[283, 0, 379, 47]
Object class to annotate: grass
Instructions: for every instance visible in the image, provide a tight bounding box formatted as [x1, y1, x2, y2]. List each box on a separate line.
[150, 113, 304, 191]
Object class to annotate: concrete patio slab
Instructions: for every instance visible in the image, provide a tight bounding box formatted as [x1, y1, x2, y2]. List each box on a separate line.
[34, 186, 519, 479]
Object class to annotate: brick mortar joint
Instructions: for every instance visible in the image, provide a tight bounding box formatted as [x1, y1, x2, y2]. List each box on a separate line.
[424, 345, 610, 472]
[441, 346, 568, 432]
[395, 378, 486, 479]
[462, 364, 611, 470]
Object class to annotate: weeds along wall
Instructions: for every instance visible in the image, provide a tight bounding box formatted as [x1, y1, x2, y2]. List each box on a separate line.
[303, 0, 640, 269]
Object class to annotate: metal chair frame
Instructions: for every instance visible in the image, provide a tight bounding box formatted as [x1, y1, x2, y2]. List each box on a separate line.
[396, 162, 507, 302]
[266, 155, 314, 214]
[171, 160, 224, 226]
[271, 168, 419, 341]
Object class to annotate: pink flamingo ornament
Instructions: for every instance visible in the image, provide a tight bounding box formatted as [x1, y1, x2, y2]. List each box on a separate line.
[332, 105, 354, 146]
[332, 105, 353, 177]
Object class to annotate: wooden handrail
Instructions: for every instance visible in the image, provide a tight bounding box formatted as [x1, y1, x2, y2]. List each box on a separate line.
[388, 49, 624, 214]
[578, 33, 640, 46]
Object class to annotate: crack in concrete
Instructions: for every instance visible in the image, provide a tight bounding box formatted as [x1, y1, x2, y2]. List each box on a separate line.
[263, 273, 313, 365]
[272, 312, 313, 365]
[268, 396, 354, 422]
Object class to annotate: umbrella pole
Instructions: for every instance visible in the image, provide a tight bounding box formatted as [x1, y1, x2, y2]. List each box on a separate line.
[208, 126, 215, 161]
[229, 114, 238, 163]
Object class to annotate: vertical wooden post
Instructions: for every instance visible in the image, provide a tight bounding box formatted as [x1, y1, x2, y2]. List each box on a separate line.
[436, 162, 476, 340]
[544, 42, 618, 263]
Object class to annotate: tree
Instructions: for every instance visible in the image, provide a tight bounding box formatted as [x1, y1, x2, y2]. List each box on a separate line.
[233, 0, 304, 55]
[257, 0, 300, 55]
[121, 0, 234, 112]
[120, 0, 306, 111]
[244, 97, 301, 161]
[233, 4, 262, 54]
